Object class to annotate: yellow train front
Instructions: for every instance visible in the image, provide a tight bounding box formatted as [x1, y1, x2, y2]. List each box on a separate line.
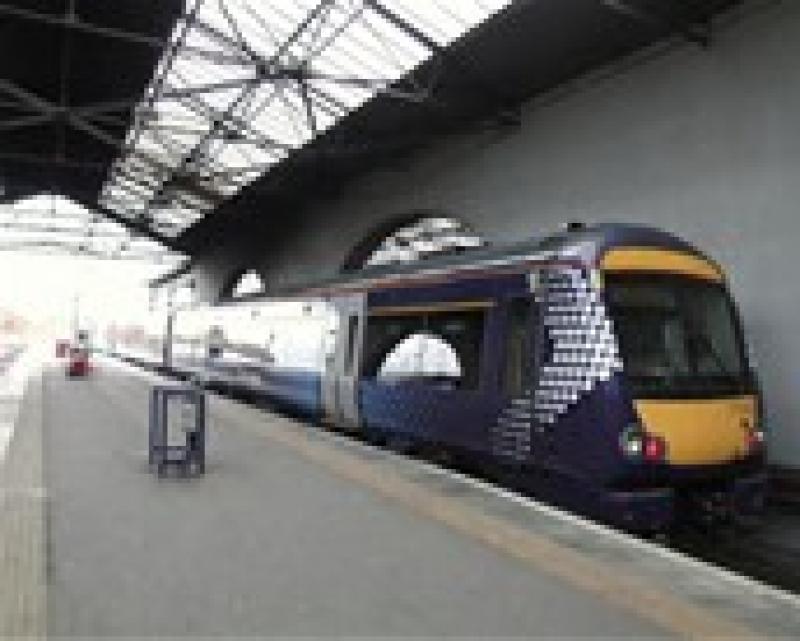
[342, 223, 767, 532]
[561, 228, 766, 530]
[350, 223, 767, 532]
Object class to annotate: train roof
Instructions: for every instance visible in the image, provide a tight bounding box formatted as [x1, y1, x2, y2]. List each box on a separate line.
[236, 223, 718, 302]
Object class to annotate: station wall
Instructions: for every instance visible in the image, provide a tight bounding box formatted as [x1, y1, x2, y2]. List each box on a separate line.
[192, 1, 800, 466]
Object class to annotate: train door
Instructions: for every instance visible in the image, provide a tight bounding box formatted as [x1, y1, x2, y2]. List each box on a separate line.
[499, 296, 545, 463]
[322, 294, 365, 431]
[527, 298, 550, 465]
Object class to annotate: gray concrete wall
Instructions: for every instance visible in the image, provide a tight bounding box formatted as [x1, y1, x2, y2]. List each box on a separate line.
[193, 1, 800, 466]
[190, 243, 249, 303]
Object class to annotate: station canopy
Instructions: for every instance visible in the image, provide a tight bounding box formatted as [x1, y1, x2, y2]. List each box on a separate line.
[100, 0, 514, 239]
[0, 0, 739, 258]
[0, 194, 183, 264]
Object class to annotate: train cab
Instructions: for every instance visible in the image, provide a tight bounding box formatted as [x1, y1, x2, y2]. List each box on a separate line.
[599, 247, 765, 523]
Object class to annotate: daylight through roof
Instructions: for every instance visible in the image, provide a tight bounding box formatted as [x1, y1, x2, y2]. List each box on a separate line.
[0, 194, 185, 264]
[98, 0, 513, 239]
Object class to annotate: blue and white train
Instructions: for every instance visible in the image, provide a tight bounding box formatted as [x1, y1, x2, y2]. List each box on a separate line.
[111, 224, 767, 531]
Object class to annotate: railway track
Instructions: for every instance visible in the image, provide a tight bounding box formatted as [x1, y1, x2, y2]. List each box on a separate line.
[669, 511, 800, 594]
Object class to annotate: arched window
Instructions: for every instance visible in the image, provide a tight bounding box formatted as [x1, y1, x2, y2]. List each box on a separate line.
[342, 212, 486, 272]
[367, 217, 484, 267]
[230, 269, 264, 298]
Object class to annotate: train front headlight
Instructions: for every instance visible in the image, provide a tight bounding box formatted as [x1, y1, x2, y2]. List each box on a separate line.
[620, 423, 666, 463]
[620, 424, 644, 458]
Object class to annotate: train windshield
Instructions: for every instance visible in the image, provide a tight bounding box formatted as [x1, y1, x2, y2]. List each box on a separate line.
[604, 274, 750, 397]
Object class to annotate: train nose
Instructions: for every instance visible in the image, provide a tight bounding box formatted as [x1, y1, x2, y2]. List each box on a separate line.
[633, 396, 758, 465]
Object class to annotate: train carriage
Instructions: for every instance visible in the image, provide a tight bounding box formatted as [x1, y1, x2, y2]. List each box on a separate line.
[116, 224, 767, 531]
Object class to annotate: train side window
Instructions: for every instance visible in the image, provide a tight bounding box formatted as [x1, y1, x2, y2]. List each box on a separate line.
[504, 298, 533, 396]
[365, 310, 484, 389]
[363, 315, 422, 376]
[378, 332, 462, 387]
[426, 311, 484, 389]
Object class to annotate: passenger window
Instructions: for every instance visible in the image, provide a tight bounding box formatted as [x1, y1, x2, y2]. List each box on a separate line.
[504, 298, 533, 396]
[378, 332, 462, 387]
[365, 309, 485, 389]
[363, 315, 422, 376]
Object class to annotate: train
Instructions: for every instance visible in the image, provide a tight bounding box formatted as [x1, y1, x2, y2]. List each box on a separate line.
[109, 223, 767, 531]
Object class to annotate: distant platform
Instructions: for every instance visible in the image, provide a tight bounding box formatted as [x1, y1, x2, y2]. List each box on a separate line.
[2, 356, 799, 637]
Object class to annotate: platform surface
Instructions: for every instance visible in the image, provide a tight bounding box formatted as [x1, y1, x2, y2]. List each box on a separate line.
[3, 356, 800, 637]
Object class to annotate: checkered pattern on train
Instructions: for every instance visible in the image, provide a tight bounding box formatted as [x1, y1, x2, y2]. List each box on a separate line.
[490, 391, 534, 462]
[491, 267, 623, 462]
[534, 267, 622, 424]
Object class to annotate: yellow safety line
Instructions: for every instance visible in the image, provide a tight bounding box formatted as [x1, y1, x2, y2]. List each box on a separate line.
[223, 405, 760, 640]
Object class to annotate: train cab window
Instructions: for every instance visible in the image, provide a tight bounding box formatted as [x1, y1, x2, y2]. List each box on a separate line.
[504, 298, 533, 396]
[365, 309, 484, 389]
[605, 274, 749, 396]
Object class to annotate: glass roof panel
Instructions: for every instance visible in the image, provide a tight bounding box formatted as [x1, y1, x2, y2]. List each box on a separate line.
[0, 195, 186, 264]
[99, 0, 513, 238]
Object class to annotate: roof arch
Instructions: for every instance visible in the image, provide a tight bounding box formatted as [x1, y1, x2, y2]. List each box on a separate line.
[341, 209, 486, 272]
[220, 267, 266, 301]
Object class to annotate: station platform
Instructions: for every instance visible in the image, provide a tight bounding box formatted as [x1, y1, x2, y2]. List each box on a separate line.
[2, 356, 800, 637]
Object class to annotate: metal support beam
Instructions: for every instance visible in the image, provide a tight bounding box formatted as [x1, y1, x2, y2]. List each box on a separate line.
[94, 0, 515, 241]
[149, 258, 193, 288]
[118, 0, 206, 175]
[95, 0, 448, 241]
[0, 77, 216, 220]
[600, 0, 711, 47]
[0, 2, 251, 65]
[89, 199, 177, 248]
[0, 220, 139, 239]
[0, 112, 57, 132]
[139, 1, 341, 212]
[143, 71, 426, 101]
[0, 239, 177, 261]
[0, 77, 119, 148]
[0, 151, 106, 170]
[366, 0, 517, 124]
[299, 79, 317, 137]
[364, 0, 441, 54]
[57, 0, 76, 161]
